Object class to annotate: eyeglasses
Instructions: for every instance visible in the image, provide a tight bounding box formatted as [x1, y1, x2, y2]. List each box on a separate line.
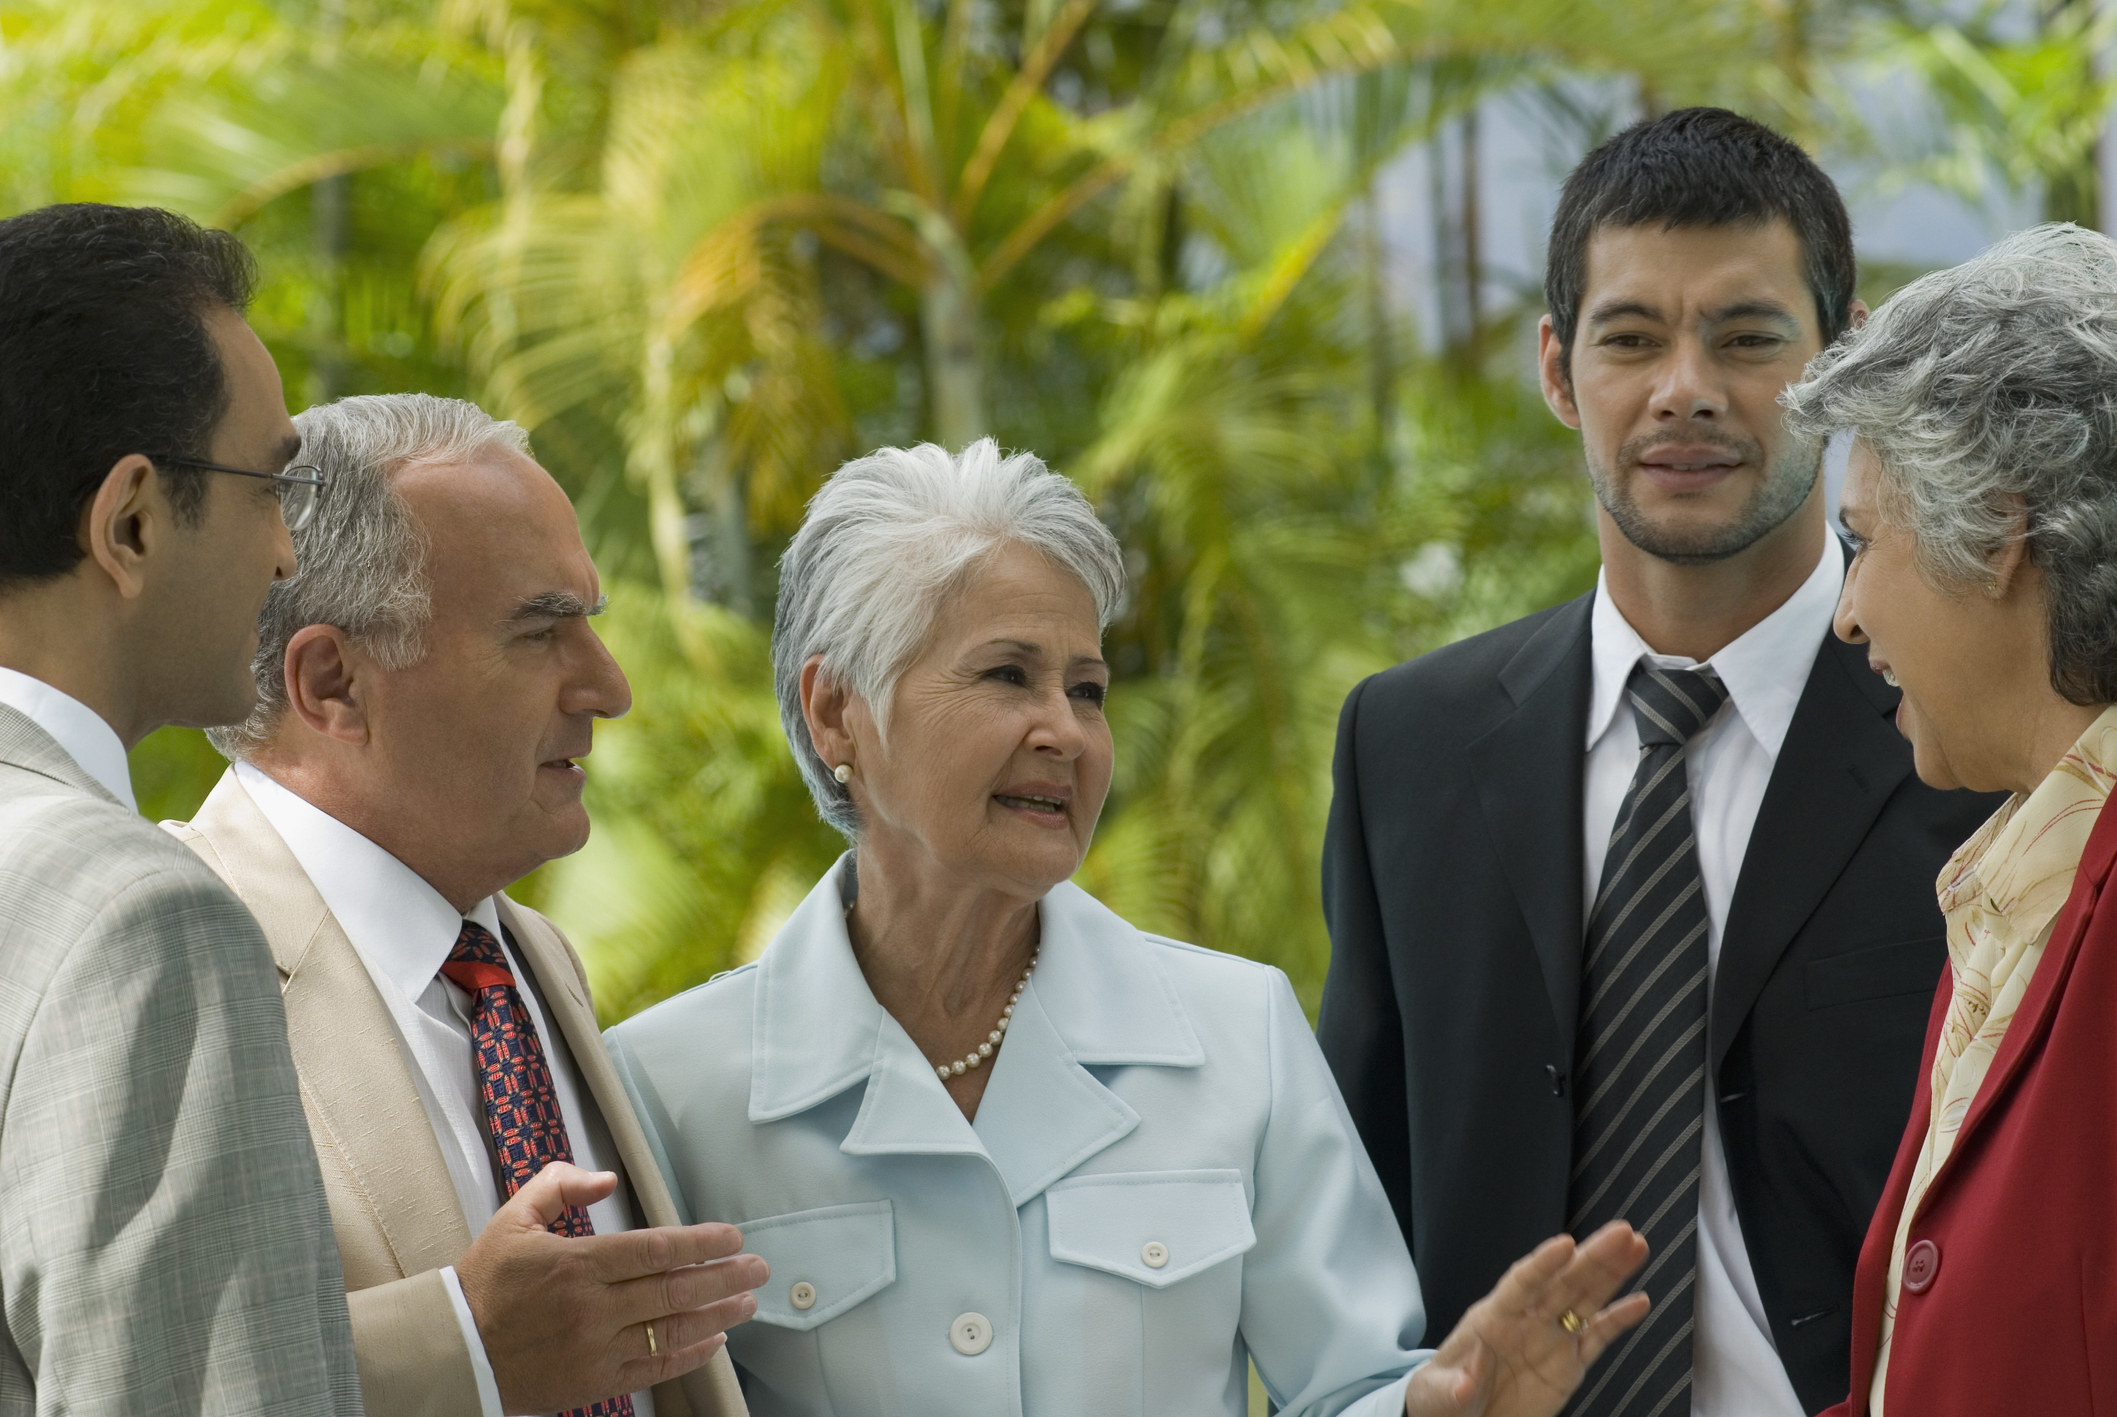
[148, 455, 329, 531]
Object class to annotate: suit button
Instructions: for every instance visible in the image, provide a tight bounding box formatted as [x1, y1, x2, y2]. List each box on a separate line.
[789, 1281, 817, 1311]
[949, 1312, 993, 1355]
[1141, 1241, 1169, 1268]
[1904, 1239, 1941, 1294]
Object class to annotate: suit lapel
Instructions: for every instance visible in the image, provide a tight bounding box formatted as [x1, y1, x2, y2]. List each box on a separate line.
[1466, 596, 1593, 1054]
[178, 770, 473, 1276]
[1711, 633, 1910, 1069]
[496, 899, 689, 1230]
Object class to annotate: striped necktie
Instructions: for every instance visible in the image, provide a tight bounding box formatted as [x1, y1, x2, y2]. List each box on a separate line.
[444, 921, 635, 1417]
[1565, 662, 1728, 1417]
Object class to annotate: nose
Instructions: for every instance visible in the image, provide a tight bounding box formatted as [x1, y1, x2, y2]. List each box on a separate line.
[1027, 684, 1088, 760]
[1653, 332, 1728, 423]
[1833, 564, 1868, 646]
[567, 622, 634, 720]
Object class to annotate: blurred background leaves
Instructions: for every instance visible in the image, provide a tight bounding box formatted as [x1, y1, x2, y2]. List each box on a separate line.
[17, 0, 2101, 1018]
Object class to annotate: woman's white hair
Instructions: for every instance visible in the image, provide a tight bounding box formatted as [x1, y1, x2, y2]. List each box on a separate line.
[774, 438, 1126, 836]
[1783, 222, 2117, 705]
[209, 393, 531, 759]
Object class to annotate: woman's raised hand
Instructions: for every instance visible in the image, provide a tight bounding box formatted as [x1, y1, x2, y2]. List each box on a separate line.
[1402, 1222, 1650, 1417]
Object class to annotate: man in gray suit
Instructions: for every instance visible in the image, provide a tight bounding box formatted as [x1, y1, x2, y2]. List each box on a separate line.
[0, 204, 362, 1415]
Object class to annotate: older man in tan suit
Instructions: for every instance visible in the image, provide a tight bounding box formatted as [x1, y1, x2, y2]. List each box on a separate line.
[166, 393, 759, 1417]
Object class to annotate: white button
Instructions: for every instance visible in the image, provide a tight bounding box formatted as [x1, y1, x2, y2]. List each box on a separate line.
[948, 1312, 993, 1356]
[1141, 1241, 1169, 1269]
[789, 1281, 816, 1311]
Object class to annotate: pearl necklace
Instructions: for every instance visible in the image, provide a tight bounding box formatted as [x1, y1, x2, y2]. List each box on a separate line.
[936, 950, 1038, 1081]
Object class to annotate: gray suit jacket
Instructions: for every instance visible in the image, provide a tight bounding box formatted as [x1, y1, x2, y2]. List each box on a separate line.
[0, 704, 362, 1416]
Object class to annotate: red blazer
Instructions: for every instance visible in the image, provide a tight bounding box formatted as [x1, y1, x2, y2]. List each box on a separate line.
[1828, 791, 2117, 1416]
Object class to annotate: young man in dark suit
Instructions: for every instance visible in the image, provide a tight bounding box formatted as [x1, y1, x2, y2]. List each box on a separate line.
[1318, 109, 2001, 1417]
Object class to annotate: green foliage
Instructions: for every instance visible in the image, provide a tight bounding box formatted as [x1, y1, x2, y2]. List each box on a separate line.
[56, 0, 2080, 1019]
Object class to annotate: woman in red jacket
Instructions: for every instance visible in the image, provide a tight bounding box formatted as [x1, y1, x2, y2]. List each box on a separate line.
[1779, 221, 2117, 1416]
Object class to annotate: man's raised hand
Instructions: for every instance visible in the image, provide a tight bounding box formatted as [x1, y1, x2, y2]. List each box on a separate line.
[455, 1161, 769, 1414]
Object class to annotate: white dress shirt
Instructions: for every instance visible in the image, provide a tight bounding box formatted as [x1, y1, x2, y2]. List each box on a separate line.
[1582, 542, 1842, 1417]
[0, 667, 136, 811]
[236, 762, 653, 1417]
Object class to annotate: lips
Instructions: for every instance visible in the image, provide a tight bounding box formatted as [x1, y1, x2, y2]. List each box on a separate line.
[995, 792, 1065, 813]
[1638, 446, 1742, 473]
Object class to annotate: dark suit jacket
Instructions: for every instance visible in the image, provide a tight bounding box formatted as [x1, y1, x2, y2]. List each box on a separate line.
[1317, 586, 2002, 1414]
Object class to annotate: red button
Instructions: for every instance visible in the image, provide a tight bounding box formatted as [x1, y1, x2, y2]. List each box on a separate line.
[1904, 1239, 1941, 1294]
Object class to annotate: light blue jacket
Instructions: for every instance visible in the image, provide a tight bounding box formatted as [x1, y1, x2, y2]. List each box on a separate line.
[605, 858, 1431, 1417]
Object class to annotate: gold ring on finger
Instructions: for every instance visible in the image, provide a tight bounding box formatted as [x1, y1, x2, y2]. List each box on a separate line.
[645, 1320, 658, 1357]
[1557, 1308, 1585, 1335]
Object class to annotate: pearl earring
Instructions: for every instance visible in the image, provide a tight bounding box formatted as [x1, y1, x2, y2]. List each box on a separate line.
[833, 763, 853, 784]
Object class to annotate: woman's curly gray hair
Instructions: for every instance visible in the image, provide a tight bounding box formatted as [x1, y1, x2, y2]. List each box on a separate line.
[1783, 222, 2117, 705]
[773, 438, 1126, 837]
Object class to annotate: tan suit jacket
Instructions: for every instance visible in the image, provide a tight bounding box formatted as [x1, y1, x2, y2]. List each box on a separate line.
[167, 768, 746, 1417]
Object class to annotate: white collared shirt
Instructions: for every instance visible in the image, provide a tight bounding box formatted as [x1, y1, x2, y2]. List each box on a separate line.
[235, 762, 652, 1417]
[1581, 540, 1843, 1417]
[0, 667, 136, 811]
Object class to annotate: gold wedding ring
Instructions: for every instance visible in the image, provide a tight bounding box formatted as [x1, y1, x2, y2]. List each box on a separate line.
[1557, 1308, 1586, 1335]
[645, 1321, 658, 1357]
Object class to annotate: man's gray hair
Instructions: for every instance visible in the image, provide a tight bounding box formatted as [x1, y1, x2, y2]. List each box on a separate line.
[209, 393, 532, 759]
[1783, 222, 2117, 705]
[774, 438, 1126, 836]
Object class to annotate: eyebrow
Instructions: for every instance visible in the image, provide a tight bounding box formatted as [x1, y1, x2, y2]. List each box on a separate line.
[986, 638, 1108, 669]
[1586, 298, 1803, 332]
[510, 590, 608, 621]
[1587, 299, 1664, 327]
[272, 434, 304, 470]
[1707, 300, 1802, 330]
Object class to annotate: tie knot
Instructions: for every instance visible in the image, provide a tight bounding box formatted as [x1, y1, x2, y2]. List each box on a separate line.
[441, 920, 514, 994]
[1626, 663, 1728, 748]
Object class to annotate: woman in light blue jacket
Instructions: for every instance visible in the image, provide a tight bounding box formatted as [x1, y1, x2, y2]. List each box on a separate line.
[605, 440, 1647, 1417]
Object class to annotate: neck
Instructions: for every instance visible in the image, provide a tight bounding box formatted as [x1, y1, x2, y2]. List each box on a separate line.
[1598, 496, 1828, 663]
[0, 583, 149, 746]
[246, 749, 500, 914]
[846, 840, 1041, 1027]
[2005, 697, 2110, 798]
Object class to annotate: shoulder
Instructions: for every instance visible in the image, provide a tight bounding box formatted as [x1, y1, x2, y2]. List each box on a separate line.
[0, 789, 272, 1010]
[1123, 930, 1303, 1048]
[605, 963, 761, 1076]
[1348, 596, 1588, 730]
[1136, 930, 1283, 994]
[0, 786, 244, 922]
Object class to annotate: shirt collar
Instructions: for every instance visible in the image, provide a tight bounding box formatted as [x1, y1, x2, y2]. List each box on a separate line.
[749, 854, 1202, 1126]
[1586, 538, 1845, 761]
[0, 667, 136, 811]
[234, 762, 501, 998]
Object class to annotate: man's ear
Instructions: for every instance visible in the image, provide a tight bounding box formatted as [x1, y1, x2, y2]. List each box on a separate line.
[1847, 297, 1871, 334]
[283, 624, 370, 746]
[79, 455, 167, 600]
[800, 655, 858, 777]
[1537, 315, 1583, 430]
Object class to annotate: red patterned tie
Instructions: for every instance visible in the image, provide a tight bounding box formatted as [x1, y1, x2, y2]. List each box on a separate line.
[443, 921, 635, 1417]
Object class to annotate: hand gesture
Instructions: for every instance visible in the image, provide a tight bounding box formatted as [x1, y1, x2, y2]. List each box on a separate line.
[456, 1162, 769, 1414]
[1403, 1221, 1649, 1417]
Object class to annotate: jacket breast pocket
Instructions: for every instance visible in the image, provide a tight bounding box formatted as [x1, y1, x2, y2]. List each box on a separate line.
[1805, 937, 1946, 1010]
[737, 1199, 896, 1330]
[1046, 1169, 1257, 1287]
